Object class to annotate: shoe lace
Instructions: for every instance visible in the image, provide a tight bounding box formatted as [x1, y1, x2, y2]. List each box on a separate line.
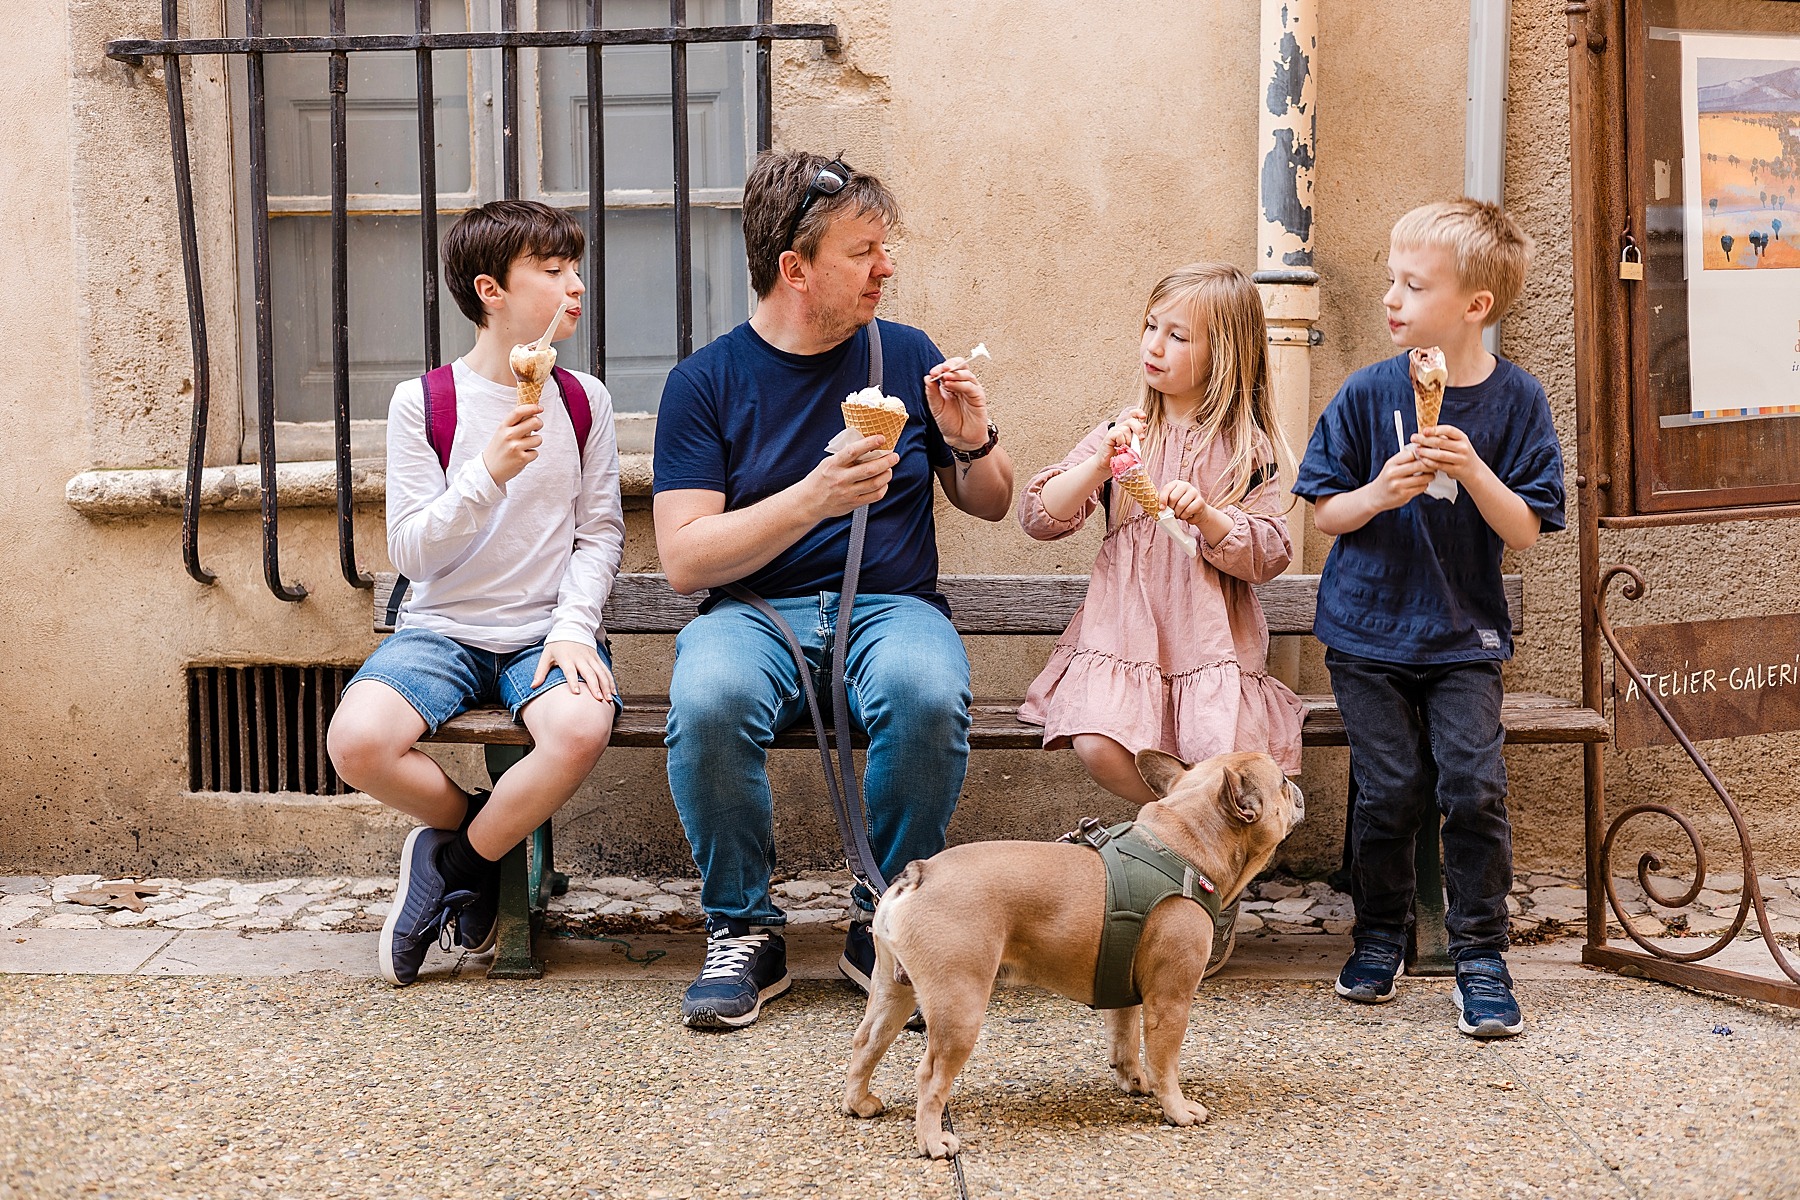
[697, 932, 766, 981]
[406, 888, 477, 952]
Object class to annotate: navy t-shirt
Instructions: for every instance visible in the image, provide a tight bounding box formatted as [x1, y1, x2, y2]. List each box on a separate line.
[653, 319, 955, 612]
[1293, 353, 1565, 664]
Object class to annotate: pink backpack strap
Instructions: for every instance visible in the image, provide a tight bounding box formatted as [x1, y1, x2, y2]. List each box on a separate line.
[419, 364, 459, 473]
[418, 363, 590, 474]
[551, 366, 592, 464]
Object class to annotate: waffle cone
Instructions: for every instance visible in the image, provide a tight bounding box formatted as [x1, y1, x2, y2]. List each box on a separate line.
[1117, 469, 1163, 519]
[517, 376, 546, 408]
[841, 402, 909, 453]
[1414, 380, 1443, 429]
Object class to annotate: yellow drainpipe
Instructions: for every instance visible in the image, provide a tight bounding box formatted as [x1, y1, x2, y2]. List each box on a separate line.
[1255, 0, 1319, 691]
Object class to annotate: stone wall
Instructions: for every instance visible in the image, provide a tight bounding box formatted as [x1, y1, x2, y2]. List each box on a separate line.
[4, 0, 1796, 879]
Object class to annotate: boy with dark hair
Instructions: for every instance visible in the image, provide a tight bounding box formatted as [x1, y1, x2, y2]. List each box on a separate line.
[328, 199, 624, 987]
[1293, 198, 1564, 1038]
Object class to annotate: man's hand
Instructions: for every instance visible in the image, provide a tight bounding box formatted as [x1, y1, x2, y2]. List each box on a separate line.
[531, 639, 615, 701]
[483, 403, 543, 485]
[808, 435, 898, 518]
[1369, 446, 1437, 511]
[924, 359, 991, 450]
[1411, 423, 1486, 483]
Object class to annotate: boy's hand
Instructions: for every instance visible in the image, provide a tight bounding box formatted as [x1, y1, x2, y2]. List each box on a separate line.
[1091, 408, 1148, 471]
[1411, 423, 1487, 483]
[1369, 446, 1436, 510]
[483, 403, 544, 486]
[532, 639, 615, 702]
[807, 435, 897, 518]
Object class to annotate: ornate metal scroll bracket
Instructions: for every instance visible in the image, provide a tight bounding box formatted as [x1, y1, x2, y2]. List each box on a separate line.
[1595, 563, 1800, 987]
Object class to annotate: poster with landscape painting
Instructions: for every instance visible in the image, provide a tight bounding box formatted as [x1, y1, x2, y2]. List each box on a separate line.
[1682, 34, 1800, 421]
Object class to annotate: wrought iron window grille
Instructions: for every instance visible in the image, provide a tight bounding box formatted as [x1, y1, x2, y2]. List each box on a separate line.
[108, 1, 839, 601]
[187, 663, 359, 794]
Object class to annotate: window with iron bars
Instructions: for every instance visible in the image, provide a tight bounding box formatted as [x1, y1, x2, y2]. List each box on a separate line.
[107, 1, 838, 599]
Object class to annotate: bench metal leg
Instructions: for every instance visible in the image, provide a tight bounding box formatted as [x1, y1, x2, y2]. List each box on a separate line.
[479, 745, 550, 980]
[1409, 818, 1454, 976]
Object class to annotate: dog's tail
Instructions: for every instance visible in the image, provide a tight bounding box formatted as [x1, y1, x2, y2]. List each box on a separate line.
[871, 859, 925, 943]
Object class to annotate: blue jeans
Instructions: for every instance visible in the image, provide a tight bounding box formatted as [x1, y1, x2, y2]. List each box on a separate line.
[348, 627, 621, 732]
[665, 593, 971, 926]
[1326, 648, 1513, 961]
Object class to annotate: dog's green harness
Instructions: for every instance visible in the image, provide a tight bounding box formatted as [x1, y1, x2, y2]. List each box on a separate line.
[1060, 818, 1224, 1010]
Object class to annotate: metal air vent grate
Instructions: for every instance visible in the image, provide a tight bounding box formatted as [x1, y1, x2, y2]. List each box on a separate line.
[187, 665, 356, 794]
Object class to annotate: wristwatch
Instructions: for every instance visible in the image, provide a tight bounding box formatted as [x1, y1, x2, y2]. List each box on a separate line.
[950, 421, 1000, 463]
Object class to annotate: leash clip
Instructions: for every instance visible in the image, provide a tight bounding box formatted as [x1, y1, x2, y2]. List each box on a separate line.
[1057, 816, 1113, 849]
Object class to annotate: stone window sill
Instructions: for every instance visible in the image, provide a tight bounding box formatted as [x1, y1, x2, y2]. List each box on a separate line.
[65, 453, 655, 517]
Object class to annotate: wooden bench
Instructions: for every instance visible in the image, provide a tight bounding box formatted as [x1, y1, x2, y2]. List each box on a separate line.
[371, 572, 1608, 977]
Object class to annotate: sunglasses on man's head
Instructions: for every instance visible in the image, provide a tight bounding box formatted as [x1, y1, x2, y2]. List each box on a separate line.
[783, 155, 854, 251]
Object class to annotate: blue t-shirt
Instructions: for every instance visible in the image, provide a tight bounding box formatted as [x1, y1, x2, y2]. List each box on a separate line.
[653, 319, 955, 612]
[1293, 353, 1565, 664]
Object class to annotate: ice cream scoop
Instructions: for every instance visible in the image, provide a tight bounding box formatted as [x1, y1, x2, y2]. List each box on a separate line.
[842, 386, 909, 452]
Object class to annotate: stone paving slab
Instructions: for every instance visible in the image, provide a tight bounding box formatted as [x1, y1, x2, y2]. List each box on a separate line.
[0, 929, 174, 974]
[2, 968, 1795, 1199]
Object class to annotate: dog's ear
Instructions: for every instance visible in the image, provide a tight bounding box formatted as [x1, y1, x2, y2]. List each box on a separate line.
[1218, 763, 1260, 824]
[1135, 749, 1192, 799]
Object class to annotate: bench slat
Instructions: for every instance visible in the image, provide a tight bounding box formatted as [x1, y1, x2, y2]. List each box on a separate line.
[422, 690, 1608, 751]
[374, 571, 1525, 638]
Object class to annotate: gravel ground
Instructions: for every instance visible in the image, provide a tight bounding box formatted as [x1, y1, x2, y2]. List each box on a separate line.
[2, 970, 1796, 1199]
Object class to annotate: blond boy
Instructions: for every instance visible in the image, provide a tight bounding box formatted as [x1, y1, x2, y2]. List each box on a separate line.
[1292, 199, 1565, 1037]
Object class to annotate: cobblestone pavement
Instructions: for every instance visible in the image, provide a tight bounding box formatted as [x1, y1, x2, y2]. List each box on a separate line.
[6, 868, 1800, 946]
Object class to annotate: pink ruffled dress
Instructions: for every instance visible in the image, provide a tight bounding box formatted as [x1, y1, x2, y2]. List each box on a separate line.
[1017, 420, 1305, 773]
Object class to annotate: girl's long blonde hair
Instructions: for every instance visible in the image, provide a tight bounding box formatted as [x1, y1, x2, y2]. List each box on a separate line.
[1135, 263, 1296, 509]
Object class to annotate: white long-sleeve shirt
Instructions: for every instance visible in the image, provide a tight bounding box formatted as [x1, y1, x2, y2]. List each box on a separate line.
[385, 359, 624, 653]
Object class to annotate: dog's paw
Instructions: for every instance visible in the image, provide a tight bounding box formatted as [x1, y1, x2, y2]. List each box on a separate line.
[1111, 1063, 1149, 1095]
[1160, 1096, 1210, 1127]
[918, 1130, 961, 1159]
[842, 1091, 885, 1119]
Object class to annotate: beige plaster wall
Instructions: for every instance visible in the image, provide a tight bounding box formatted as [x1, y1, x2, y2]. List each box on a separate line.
[5, 0, 1797, 880]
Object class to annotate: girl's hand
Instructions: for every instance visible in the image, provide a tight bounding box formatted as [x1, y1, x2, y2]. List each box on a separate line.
[1091, 408, 1148, 470]
[1161, 479, 1212, 524]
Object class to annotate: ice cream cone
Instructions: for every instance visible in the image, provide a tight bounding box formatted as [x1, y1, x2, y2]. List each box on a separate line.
[841, 401, 909, 453]
[510, 342, 557, 407]
[1116, 468, 1164, 519]
[1411, 346, 1447, 428]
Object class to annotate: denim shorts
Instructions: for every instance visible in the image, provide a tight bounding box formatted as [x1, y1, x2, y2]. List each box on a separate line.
[347, 627, 622, 734]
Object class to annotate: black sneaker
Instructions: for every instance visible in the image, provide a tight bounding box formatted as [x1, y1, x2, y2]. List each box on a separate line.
[379, 827, 477, 987]
[839, 918, 875, 993]
[1335, 935, 1405, 1004]
[681, 922, 791, 1029]
[1454, 956, 1525, 1038]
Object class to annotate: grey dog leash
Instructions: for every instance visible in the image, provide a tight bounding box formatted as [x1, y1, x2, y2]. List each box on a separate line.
[722, 321, 888, 898]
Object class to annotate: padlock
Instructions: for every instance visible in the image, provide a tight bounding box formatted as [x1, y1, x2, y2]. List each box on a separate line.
[1619, 244, 1644, 281]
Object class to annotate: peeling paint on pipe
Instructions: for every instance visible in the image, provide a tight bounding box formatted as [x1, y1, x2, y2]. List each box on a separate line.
[1256, 0, 1317, 284]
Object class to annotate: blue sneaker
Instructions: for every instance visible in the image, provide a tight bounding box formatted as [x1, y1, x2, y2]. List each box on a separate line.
[1335, 936, 1405, 1004]
[681, 922, 791, 1029]
[838, 918, 875, 993]
[1454, 956, 1524, 1038]
[379, 827, 477, 987]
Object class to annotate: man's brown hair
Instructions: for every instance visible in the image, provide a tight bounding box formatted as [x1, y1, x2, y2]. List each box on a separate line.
[742, 150, 901, 297]
[443, 200, 586, 327]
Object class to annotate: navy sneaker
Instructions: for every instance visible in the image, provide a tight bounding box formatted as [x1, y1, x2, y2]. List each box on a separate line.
[1454, 956, 1525, 1038]
[838, 918, 875, 993]
[378, 826, 478, 987]
[681, 922, 791, 1029]
[1335, 936, 1405, 1004]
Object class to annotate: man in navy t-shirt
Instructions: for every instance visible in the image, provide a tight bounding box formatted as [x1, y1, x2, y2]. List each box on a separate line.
[1293, 199, 1564, 1040]
[653, 151, 1014, 1029]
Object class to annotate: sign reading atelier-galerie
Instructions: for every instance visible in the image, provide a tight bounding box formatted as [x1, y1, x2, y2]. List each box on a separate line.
[1612, 613, 1800, 749]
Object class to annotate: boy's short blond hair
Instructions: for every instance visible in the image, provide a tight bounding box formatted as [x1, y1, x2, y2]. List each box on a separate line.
[1390, 198, 1534, 325]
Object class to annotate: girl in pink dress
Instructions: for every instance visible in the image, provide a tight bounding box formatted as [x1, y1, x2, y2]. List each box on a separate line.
[1019, 263, 1306, 804]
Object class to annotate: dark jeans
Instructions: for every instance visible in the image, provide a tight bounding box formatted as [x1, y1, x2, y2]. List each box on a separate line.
[1326, 648, 1513, 962]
